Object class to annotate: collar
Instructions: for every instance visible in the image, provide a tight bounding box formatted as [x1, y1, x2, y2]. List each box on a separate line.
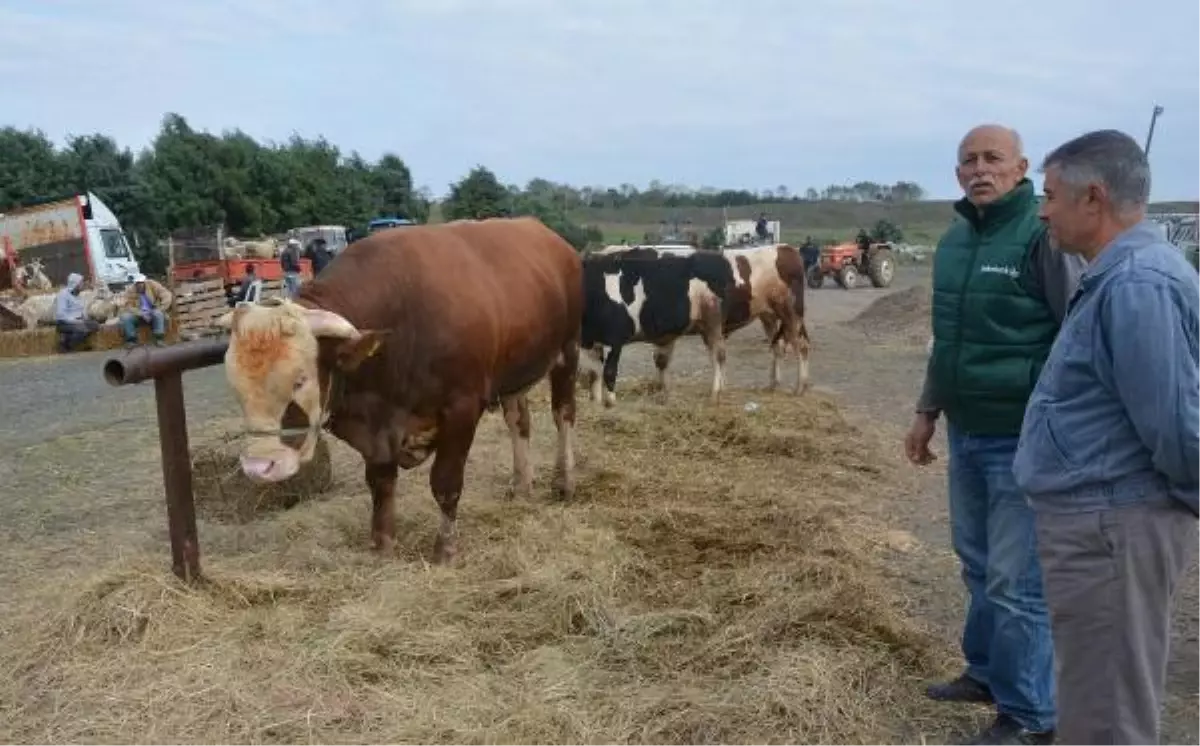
[1065, 219, 1162, 315]
[1084, 219, 1162, 281]
[953, 178, 1037, 230]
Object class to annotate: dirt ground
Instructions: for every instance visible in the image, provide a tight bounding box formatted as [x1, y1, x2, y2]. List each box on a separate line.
[0, 262, 1194, 743]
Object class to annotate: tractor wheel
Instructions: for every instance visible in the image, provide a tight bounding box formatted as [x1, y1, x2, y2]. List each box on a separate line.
[868, 249, 895, 288]
[806, 264, 824, 289]
[837, 264, 858, 290]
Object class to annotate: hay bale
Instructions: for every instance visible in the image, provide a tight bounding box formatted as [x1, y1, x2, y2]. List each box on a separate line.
[0, 327, 60, 358]
[192, 436, 334, 523]
[846, 285, 931, 345]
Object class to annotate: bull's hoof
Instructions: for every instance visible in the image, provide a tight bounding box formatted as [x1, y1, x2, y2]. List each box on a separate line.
[506, 478, 533, 500]
[432, 536, 458, 565]
[552, 473, 575, 501]
[372, 534, 397, 556]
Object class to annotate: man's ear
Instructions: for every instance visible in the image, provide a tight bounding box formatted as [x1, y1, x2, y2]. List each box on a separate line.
[334, 330, 390, 372]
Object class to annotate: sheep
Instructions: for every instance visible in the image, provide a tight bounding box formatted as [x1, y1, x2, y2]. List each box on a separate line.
[14, 259, 52, 292]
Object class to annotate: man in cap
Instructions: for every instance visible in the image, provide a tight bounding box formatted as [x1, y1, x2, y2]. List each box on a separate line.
[118, 272, 173, 347]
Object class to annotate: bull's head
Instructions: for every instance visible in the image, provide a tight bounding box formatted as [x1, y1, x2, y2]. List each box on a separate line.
[215, 299, 385, 482]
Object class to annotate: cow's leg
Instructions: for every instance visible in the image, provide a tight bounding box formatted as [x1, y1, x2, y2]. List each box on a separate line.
[700, 302, 727, 403]
[651, 339, 676, 399]
[580, 344, 605, 404]
[429, 400, 482, 564]
[795, 320, 811, 395]
[366, 461, 399, 554]
[549, 340, 579, 500]
[501, 393, 533, 499]
[600, 344, 622, 408]
[760, 315, 780, 344]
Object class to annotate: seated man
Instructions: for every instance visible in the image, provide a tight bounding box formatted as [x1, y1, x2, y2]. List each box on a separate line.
[54, 272, 100, 353]
[119, 273, 173, 348]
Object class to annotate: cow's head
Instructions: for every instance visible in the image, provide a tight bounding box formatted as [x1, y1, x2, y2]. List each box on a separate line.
[216, 299, 385, 482]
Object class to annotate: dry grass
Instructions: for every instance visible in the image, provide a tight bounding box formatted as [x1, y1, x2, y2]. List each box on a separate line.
[0, 381, 959, 744]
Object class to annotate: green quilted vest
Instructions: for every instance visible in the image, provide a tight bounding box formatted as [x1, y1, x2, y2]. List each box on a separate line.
[929, 179, 1059, 436]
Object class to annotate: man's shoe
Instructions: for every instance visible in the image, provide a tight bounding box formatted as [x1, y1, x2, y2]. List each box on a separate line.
[123, 341, 137, 349]
[925, 672, 994, 703]
[969, 714, 1054, 745]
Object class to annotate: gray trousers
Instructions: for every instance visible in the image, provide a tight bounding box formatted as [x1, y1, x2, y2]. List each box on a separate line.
[1035, 499, 1197, 744]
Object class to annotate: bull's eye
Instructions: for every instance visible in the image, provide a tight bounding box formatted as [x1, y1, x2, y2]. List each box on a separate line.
[293, 376, 307, 392]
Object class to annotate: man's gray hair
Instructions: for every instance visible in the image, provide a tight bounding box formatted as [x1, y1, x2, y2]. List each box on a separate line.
[1040, 129, 1151, 212]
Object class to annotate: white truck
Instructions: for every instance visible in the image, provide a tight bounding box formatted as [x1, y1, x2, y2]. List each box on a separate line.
[0, 191, 142, 291]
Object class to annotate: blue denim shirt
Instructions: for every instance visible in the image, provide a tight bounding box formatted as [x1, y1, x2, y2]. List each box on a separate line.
[1013, 220, 1200, 515]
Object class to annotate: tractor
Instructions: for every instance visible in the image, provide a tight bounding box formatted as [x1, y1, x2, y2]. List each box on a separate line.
[806, 232, 896, 290]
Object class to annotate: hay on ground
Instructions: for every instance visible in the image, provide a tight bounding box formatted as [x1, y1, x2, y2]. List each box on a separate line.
[846, 285, 931, 346]
[0, 382, 958, 744]
[192, 435, 334, 523]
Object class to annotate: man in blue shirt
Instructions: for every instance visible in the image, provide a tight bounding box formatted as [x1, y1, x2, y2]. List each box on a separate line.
[1013, 129, 1199, 745]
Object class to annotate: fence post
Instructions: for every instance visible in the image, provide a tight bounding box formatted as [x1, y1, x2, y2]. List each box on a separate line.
[155, 371, 201, 581]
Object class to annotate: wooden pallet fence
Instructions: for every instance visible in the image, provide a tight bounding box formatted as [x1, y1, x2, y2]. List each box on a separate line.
[172, 278, 285, 338]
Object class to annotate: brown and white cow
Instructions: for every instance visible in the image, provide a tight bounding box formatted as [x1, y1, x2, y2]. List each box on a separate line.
[215, 217, 584, 564]
[582, 243, 811, 403]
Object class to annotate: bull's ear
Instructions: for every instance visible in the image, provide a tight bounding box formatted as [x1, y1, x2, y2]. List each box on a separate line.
[303, 308, 360, 339]
[334, 330, 390, 372]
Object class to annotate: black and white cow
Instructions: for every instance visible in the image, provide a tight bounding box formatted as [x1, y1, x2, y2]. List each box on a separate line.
[580, 245, 735, 405]
[581, 242, 813, 406]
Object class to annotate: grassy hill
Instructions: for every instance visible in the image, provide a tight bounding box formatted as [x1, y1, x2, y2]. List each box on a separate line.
[565, 199, 1200, 247]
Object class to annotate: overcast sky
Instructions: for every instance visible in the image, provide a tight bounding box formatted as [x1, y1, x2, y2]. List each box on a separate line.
[3, 0, 1197, 200]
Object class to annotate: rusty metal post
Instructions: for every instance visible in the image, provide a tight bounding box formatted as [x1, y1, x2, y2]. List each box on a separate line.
[155, 372, 201, 581]
[103, 338, 231, 582]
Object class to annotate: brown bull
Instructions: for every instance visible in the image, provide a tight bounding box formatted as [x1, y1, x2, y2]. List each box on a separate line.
[216, 217, 584, 564]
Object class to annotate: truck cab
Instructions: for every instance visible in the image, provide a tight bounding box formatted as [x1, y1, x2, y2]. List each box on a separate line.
[83, 193, 141, 290]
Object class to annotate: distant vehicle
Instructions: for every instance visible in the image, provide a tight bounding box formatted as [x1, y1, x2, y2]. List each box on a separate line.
[0, 192, 142, 291]
[367, 217, 416, 234]
[291, 224, 348, 255]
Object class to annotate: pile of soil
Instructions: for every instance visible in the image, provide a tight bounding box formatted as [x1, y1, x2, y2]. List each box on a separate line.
[846, 286, 931, 346]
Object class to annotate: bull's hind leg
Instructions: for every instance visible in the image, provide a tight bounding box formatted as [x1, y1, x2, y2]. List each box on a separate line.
[548, 341, 579, 499]
[429, 399, 483, 564]
[501, 394, 533, 499]
[366, 462, 399, 554]
[764, 315, 783, 391]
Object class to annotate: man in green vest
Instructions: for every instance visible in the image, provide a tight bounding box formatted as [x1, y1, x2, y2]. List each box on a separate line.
[904, 124, 1086, 745]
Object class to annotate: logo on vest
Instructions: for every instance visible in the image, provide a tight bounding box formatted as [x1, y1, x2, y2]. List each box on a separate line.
[979, 263, 1020, 279]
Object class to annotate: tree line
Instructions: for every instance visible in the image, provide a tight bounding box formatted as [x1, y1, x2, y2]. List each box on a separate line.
[0, 112, 930, 272]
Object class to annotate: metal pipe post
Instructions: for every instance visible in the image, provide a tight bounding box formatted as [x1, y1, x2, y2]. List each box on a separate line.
[103, 337, 231, 582]
[155, 372, 201, 581]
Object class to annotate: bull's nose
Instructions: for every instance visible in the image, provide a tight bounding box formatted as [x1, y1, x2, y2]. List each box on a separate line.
[240, 456, 278, 481]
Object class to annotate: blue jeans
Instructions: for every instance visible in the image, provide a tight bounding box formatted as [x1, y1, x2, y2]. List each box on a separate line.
[120, 309, 166, 342]
[283, 272, 301, 298]
[947, 424, 1056, 732]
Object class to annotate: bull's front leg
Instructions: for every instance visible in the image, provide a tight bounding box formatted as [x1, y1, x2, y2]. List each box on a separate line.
[365, 461, 399, 554]
[428, 399, 482, 564]
[500, 394, 533, 499]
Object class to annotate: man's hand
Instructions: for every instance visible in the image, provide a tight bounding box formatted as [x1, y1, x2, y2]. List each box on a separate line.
[905, 412, 938, 465]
